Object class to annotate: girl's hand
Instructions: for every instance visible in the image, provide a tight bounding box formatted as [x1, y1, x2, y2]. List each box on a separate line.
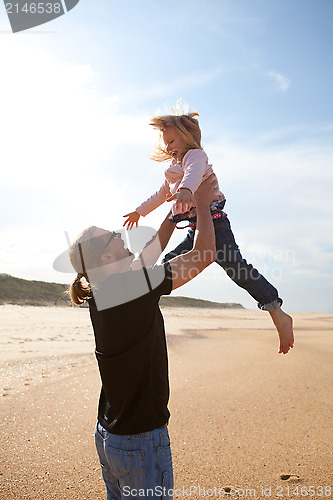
[167, 188, 194, 214]
[123, 211, 140, 230]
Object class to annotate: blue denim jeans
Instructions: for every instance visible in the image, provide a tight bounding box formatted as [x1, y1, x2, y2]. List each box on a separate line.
[95, 422, 174, 500]
[163, 215, 282, 311]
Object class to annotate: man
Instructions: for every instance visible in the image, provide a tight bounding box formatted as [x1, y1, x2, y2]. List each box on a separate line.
[67, 175, 218, 499]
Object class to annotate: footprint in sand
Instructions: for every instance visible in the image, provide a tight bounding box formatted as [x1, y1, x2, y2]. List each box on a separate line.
[1, 387, 12, 397]
[280, 474, 301, 481]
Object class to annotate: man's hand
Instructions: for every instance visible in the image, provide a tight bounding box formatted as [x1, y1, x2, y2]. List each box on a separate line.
[194, 174, 219, 205]
[167, 188, 194, 214]
[123, 211, 140, 230]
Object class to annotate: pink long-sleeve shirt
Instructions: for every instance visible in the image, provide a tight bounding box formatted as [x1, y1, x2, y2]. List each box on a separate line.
[136, 149, 224, 217]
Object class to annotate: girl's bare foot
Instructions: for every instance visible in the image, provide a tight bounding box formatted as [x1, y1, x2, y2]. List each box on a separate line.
[269, 308, 294, 354]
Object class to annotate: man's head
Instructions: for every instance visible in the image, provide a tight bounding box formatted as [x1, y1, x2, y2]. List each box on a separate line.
[68, 226, 134, 305]
[97, 228, 134, 268]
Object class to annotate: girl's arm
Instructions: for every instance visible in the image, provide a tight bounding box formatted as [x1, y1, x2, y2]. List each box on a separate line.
[123, 181, 171, 230]
[178, 149, 208, 195]
[135, 180, 171, 217]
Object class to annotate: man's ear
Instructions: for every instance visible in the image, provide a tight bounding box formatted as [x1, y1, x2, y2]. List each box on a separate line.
[100, 253, 113, 265]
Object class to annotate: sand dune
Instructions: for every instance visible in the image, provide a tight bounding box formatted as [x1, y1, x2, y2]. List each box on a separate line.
[0, 305, 332, 499]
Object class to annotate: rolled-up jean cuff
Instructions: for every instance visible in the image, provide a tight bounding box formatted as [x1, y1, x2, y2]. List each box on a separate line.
[258, 298, 283, 311]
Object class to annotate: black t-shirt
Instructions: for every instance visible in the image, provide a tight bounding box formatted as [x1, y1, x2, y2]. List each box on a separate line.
[88, 262, 173, 435]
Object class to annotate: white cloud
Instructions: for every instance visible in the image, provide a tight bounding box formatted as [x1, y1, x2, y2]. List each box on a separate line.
[0, 40, 156, 191]
[0, 39, 157, 281]
[268, 70, 291, 92]
[204, 134, 333, 277]
[0, 38, 332, 312]
[119, 66, 223, 106]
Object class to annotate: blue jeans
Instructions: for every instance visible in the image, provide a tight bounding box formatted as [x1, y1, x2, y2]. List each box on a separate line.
[163, 215, 282, 311]
[95, 422, 174, 500]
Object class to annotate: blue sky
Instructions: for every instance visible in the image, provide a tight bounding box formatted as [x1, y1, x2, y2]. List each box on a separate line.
[0, 0, 332, 312]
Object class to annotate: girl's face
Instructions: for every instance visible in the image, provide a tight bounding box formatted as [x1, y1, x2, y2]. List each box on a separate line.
[162, 126, 187, 161]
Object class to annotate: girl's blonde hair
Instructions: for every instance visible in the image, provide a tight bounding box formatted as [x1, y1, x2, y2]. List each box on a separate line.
[150, 110, 202, 163]
[68, 226, 106, 305]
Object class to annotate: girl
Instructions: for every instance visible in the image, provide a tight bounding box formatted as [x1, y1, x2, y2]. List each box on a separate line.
[123, 110, 294, 353]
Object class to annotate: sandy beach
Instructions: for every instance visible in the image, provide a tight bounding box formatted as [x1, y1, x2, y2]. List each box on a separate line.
[0, 304, 332, 499]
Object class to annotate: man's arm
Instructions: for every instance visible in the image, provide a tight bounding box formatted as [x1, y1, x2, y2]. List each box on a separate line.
[131, 211, 175, 269]
[169, 175, 218, 290]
